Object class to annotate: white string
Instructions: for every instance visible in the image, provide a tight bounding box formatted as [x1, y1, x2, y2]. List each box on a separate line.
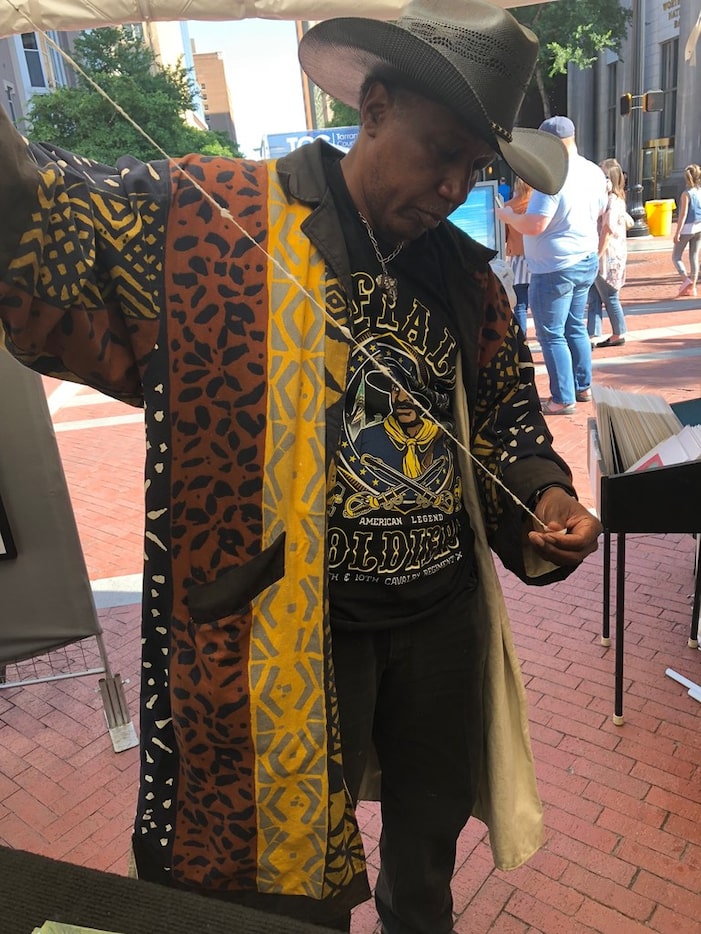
[6, 4, 549, 531]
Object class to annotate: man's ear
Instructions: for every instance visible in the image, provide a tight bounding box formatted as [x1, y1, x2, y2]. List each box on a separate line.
[360, 81, 392, 137]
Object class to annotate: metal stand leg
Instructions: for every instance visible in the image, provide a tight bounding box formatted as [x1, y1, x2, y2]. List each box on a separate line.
[602, 531, 611, 646]
[613, 533, 626, 725]
[96, 632, 138, 753]
[689, 540, 700, 648]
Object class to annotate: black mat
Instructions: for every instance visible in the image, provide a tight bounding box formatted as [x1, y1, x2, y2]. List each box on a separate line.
[0, 847, 338, 933]
[671, 397, 701, 427]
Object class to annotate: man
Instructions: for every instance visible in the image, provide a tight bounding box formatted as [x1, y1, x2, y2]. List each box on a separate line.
[0, 2, 601, 932]
[498, 176, 512, 202]
[497, 116, 607, 415]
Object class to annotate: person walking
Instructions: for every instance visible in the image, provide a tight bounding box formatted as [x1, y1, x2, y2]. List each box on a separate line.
[672, 163, 701, 297]
[0, 3, 602, 931]
[503, 177, 534, 338]
[497, 116, 607, 415]
[589, 158, 631, 348]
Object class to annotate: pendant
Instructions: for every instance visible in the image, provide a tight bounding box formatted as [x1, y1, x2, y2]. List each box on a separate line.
[376, 271, 398, 303]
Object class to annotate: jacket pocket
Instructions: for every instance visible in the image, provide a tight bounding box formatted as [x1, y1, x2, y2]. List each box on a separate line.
[187, 531, 286, 624]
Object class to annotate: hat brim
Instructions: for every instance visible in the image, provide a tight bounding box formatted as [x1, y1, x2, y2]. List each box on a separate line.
[496, 128, 567, 196]
[299, 18, 567, 195]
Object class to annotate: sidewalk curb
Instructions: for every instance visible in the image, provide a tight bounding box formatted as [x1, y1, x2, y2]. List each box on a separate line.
[627, 236, 672, 253]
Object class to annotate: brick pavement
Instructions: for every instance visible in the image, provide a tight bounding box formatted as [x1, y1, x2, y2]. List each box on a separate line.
[1, 234, 700, 933]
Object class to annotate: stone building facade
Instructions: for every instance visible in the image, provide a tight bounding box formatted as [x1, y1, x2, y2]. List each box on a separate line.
[568, 0, 700, 202]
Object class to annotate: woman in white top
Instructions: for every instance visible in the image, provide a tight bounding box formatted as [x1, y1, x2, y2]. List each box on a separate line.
[672, 163, 701, 297]
[589, 159, 631, 348]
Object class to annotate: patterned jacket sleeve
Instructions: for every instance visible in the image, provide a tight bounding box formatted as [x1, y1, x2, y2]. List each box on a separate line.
[471, 266, 577, 584]
[0, 110, 169, 405]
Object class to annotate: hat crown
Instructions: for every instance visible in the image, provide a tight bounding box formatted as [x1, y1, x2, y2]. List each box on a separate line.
[401, 14, 536, 92]
[397, 0, 538, 139]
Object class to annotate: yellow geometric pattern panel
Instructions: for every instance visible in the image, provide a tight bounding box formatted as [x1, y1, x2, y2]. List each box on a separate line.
[249, 163, 362, 896]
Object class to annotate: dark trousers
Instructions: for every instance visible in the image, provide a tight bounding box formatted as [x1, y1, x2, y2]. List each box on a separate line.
[332, 592, 488, 934]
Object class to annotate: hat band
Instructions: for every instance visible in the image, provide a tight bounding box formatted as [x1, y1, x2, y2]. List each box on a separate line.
[490, 121, 512, 143]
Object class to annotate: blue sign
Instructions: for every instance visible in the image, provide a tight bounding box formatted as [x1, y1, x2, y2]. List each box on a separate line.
[262, 126, 360, 159]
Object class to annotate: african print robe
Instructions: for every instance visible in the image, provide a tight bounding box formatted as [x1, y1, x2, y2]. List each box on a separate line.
[0, 126, 575, 898]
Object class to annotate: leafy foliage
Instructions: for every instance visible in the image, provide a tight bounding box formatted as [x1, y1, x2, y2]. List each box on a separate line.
[327, 98, 359, 129]
[26, 27, 242, 162]
[515, 0, 632, 77]
[511, 0, 632, 116]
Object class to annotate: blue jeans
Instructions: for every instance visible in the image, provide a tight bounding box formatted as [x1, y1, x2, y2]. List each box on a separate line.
[513, 282, 529, 337]
[588, 275, 626, 337]
[586, 284, 602, 337]
[530, 253, 598, 405]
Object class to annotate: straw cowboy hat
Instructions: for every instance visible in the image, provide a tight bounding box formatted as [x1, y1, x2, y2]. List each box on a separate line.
[299, 0, 567, 195]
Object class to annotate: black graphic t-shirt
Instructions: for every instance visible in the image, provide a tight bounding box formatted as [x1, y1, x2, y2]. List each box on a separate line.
[325, 159, 477, 630]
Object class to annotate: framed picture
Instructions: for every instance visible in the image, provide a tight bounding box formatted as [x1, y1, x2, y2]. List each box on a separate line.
[0, 492, 17, 560]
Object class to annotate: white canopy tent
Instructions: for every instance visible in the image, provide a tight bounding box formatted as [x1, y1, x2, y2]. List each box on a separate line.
[0, 0, 552, 38]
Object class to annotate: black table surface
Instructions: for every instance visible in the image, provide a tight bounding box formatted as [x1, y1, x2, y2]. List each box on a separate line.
[0, 846, 338, 934]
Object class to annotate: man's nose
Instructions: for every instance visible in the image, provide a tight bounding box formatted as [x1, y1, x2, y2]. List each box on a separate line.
[438, 166, 474, 207]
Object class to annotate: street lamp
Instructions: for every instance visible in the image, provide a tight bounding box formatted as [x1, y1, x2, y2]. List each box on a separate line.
[627, 0, 649, 237]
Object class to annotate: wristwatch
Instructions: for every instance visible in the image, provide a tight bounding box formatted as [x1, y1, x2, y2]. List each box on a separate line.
[527, 482, 576, 512]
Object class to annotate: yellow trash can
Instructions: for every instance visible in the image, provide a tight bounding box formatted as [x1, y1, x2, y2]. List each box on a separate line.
[644, 199, 676, 236]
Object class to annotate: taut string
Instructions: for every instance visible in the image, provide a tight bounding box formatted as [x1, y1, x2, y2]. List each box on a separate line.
[3, 2, 549, 530]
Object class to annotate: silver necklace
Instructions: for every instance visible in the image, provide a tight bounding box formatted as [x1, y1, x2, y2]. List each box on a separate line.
[357, 212, 404, 303]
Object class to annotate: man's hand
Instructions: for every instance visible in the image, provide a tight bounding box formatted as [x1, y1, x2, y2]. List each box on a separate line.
[527, 487, 602, 567]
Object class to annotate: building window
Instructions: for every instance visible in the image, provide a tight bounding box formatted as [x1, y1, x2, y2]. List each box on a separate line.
[21, 32, 46, 88]
[46, 31, 69, 87]
[660, 37, 678, 140]
[606, 61, 618, 159]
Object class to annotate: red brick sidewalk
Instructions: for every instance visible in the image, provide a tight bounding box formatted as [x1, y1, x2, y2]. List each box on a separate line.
[1, 234, 700, 933]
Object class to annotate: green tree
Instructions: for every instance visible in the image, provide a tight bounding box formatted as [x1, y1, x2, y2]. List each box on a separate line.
[512, 0, 632, 118]
[327, 98, 359, 128]
[26, 26, 242, 162]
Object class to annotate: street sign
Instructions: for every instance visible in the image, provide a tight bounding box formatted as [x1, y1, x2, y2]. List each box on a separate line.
[262, 126, 359, 159]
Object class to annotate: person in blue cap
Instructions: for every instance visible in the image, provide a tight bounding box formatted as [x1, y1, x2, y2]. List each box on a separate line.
[498, 116, 608, 415]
